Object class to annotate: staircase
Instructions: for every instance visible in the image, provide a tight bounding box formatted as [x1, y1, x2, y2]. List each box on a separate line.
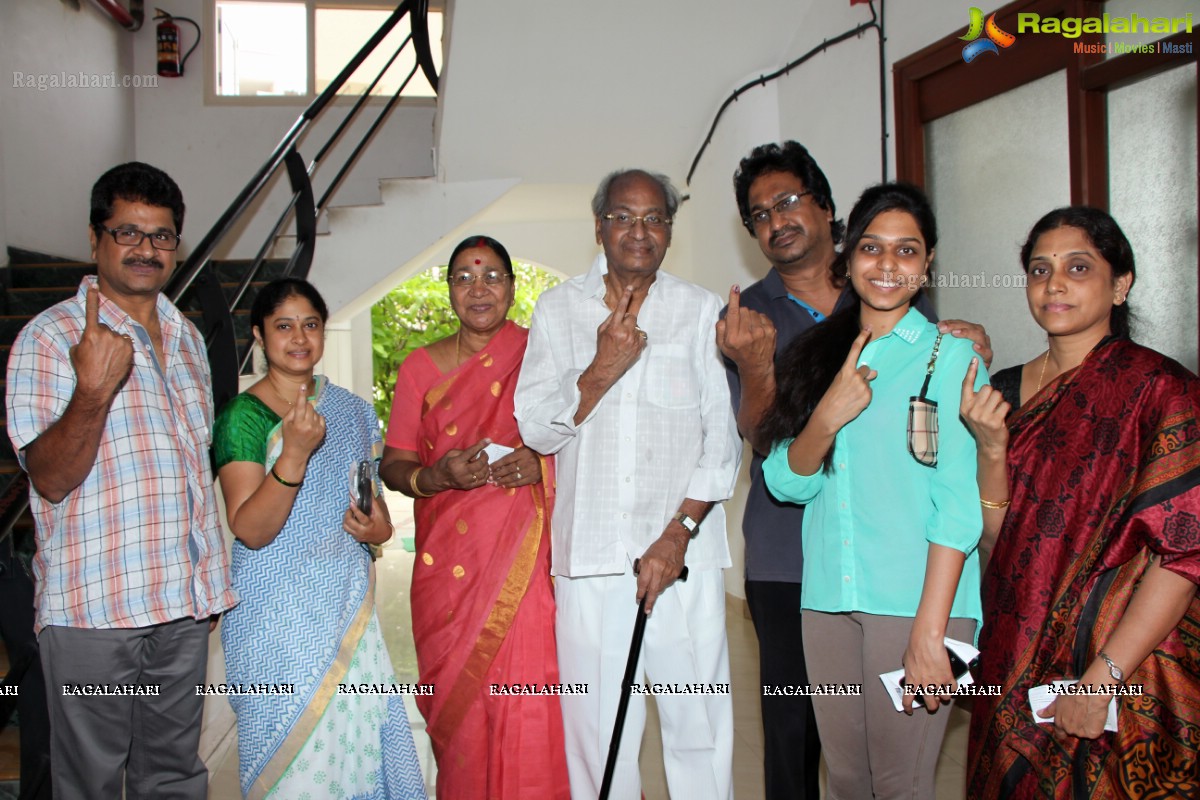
[0, 249, 290, 532]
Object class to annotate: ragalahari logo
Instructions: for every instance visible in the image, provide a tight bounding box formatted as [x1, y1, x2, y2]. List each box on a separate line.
[961, 7, 1017, 62]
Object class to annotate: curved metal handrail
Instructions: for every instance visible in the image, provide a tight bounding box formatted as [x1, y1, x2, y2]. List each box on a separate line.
[164, 0, 438, 410]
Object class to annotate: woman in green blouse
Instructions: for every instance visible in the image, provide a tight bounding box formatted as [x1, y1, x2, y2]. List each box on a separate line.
[759, 183, 986, 799]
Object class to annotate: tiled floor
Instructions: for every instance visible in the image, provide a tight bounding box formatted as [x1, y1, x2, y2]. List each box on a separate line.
[203, 493, 971, 798]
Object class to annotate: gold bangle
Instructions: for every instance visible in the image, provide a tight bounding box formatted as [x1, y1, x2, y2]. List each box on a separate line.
[270, 465, 302, 488]
[409, 467, 434, 498]
[980, 497, 1010, 509]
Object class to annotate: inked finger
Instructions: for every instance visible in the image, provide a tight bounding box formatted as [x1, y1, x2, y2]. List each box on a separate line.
[844, 327, 873, 371]
[85, 285, 101, 330]
[614, 286, 634, 318]
[726, 284, 741, 317]
[961, 358, 980, 404]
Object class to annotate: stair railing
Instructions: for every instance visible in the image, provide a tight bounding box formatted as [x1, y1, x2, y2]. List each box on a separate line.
[0, 0, 438, 543]
[164, 0, 439, 411]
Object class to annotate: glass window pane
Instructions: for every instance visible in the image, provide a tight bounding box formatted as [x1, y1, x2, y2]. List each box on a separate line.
[215, 1, 307, 96]
[316, 8, 443, 97]
[925, 71, 1072, 370]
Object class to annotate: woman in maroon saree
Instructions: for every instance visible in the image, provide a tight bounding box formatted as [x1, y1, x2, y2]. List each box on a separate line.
[962, 207, 1200, 799]
[380, 236, 569, 798]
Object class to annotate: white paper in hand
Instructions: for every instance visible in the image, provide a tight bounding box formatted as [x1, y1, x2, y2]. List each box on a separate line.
[482, 442, 515, 464]
[1028, 680, 1119, 732]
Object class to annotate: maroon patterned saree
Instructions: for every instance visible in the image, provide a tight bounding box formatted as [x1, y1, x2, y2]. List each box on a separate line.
[967, 338, 1200, 799]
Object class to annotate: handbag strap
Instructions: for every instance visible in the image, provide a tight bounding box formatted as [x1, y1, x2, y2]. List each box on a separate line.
[917, 332, 945, 400]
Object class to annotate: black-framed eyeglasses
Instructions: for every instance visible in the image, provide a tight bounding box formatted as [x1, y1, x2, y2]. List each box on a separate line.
[747, 192, 813, 228]
[448, 269, 511, 287]
[600, 212, 672, 230]
[95, 225, 181, 251]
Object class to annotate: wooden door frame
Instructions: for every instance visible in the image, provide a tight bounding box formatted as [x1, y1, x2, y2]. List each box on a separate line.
[894, 0, 1196, 344]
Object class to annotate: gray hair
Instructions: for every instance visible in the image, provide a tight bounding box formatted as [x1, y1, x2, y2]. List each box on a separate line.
[591, 169, 681, 219]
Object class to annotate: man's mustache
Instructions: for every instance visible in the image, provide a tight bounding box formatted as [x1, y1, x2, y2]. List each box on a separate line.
[123, 256, 163, 269]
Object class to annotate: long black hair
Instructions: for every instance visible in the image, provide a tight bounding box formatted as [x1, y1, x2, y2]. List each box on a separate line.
[1019, 206, 1136, 339]
[756, 182, 938, 471]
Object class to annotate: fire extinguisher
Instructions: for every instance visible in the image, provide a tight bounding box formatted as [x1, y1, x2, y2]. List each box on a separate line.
[154, 9, 200, 78]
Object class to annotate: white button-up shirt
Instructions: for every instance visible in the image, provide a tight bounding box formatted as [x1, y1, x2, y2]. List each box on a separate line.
[515, 255, 740, 576]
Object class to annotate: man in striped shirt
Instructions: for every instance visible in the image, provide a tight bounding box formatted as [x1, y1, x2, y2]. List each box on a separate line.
[5, 162, 237, 799]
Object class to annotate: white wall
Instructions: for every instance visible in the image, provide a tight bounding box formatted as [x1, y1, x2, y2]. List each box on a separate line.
[1, 0, 137, 259]
[0, 0, 435, 262]
[129, 0, 436, 260]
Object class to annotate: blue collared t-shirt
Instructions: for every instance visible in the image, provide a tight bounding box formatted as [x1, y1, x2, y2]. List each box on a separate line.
[761, 307, 986, 626]
[722, 271, 935, 583]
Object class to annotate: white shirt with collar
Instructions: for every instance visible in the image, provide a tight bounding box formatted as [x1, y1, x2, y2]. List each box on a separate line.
[515, 254, 741, 577]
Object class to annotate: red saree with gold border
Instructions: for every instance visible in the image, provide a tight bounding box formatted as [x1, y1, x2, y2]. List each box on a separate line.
[967, 338, 1200, 799]
[405, 321, 569, 798]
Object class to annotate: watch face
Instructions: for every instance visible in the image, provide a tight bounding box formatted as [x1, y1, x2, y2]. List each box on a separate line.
[675, 513, 697, 532]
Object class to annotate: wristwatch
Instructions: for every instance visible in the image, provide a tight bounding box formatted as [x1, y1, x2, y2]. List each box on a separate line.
[1098, 651, 1125, 685]
[672, 511, 700, 536]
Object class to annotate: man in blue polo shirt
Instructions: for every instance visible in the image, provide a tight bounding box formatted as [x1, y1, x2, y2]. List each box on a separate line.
[716, 141, 991, 799]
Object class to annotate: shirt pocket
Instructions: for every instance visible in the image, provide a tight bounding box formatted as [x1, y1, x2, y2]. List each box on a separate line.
[644, 342, 700, 409]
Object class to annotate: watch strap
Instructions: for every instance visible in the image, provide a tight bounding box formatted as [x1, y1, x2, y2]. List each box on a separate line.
[1098, 650, 1125, 685]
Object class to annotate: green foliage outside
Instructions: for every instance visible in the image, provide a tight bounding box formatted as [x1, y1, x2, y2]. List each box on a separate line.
[371, 261, 561, 418]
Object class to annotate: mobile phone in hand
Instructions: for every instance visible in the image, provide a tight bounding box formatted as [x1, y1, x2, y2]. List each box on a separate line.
[351, 460, 373, 515]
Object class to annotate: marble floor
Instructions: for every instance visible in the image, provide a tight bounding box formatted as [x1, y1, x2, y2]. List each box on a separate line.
[203, 493, 970, 798]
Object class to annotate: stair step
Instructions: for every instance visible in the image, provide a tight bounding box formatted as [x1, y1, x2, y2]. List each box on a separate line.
[0, 317, 30, 342]
[8, 262, 95, 288]
[5, 287, 77, 316]
[0, 460, 20, 476]
[211, 259, 290, 284]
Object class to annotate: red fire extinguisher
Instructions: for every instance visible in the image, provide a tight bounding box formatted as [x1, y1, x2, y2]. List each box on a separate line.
[154, 9, 200, 78]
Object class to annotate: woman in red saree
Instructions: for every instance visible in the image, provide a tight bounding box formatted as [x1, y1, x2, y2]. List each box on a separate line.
[962, 207, 1200, 798]
[380, 235, 569, 799]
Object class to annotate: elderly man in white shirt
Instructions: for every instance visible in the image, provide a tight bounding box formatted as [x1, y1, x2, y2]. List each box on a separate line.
[514, 168, 741, 799]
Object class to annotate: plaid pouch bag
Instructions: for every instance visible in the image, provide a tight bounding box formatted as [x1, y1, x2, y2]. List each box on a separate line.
[907, 332, 945, 468]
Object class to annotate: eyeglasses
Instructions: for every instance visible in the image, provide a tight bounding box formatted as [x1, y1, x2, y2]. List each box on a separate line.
[600, 212, 673, 230]
[95, 225, 182, 251]
[747, 192, 813, 229]
[448, 270, 511, 287]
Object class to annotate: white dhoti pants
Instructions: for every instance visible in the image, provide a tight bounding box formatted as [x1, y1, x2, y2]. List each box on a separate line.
[554, 563, 733, 800]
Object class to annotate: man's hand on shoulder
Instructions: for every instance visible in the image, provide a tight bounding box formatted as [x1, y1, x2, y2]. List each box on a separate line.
[937, 318, 993, 368]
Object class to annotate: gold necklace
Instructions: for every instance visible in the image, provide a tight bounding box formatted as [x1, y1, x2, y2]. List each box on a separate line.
[1035, 350, 1050, 393]
[266, 374, 302, 407]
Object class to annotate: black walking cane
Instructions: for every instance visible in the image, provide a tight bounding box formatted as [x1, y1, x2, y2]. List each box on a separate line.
[597, 559, 689, 800]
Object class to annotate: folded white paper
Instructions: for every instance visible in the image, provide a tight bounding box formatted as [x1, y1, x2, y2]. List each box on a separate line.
[1028, 680, 1119, 732]
[482, 442, 515, 463]
[878, 637, 980, 713]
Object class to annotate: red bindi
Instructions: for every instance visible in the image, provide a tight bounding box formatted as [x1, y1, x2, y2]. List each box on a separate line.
[474, 258, 482, 265]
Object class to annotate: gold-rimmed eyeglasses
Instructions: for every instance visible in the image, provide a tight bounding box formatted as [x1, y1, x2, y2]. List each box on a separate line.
[448, 269, 511, 287]
[600, 212, 673, 229]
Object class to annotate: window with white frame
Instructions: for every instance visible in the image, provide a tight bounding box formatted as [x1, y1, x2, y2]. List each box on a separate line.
[214, 1, 443, 100]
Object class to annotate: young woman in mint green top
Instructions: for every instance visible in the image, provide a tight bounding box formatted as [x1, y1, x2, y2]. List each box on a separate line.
[759, 183, 987, 799]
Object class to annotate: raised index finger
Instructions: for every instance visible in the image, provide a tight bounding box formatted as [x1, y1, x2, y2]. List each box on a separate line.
[843, 327, 872, 371]
[85, 284, 100, 330]
[726, 284, 741, 318]
[613, 286, 634, 319]
[961, 357, 979, 404]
